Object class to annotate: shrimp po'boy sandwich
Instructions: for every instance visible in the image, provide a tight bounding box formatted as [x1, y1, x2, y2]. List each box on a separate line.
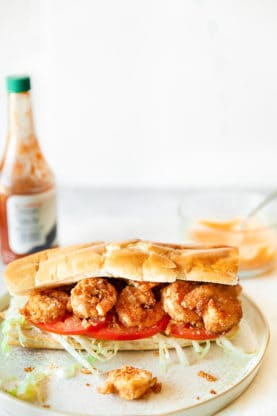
[1, 240, 242, 366]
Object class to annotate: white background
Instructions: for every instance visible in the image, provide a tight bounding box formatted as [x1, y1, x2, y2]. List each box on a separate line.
[0, 0, 277, 189]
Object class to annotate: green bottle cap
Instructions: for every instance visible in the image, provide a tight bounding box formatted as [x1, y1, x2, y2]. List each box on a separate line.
[6, 75, 31, 93]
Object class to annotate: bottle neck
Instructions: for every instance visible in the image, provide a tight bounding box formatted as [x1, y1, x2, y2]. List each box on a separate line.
[8, 91, 35, 139]
[0, 90, 49, 193]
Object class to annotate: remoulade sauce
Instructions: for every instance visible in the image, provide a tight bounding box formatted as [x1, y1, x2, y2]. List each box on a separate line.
[189, 217, 276, 272]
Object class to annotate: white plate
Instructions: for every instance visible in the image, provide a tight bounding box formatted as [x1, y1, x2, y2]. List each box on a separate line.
[0, 293, 269, 416]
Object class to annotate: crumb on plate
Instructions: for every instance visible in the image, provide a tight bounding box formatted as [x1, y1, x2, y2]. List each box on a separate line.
[97, 365, 162, 400]
[86, 383, 91, 387]
[81, 368, 92, 375]
[198, 371, 218, 382]
[24, 367, 34, 373]
[43, 404, 51, 408]
[210, 389, 217, 395]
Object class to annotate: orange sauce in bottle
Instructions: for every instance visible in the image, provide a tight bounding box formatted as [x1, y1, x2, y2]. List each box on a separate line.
[0, 76, 57, 264]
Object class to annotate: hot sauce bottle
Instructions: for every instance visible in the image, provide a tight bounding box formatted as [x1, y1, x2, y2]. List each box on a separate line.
[0, 75, 58, 264]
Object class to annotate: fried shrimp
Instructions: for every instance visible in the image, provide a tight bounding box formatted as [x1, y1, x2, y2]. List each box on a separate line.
[201, 295, 242, 333]
[162, 281, 242, 334]
[71, 278, 117, 319]
[116, 286, 164, 329]
[161, 281, 202, 326]
[97, 366, 161, 400]
[181, 284, 241, 312]
[128, 280, 160, 292]
[182, 284, 242, 333]
[21, 290, 70, 324]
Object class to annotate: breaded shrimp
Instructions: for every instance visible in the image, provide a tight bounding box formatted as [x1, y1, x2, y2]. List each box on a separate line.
[116, 286, 165, 329]
[182, 284, 242, 333]
[71, 278, 117, 319]
[202, 296, 242, 333]
[21, 290, 70, 324]
[97, 366, 161, 400]
[161, 281, 202, 326]
[128, 280, 160, 292]
[182, 284, 241, 314]
[163, 281, 242, 334]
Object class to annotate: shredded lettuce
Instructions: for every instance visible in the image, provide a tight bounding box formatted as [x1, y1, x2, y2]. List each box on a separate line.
[216, 336, 256, 357]
[157, 337, 170, 372]
[72, 336, 119, 362]
[192, 340, 211, 360]
[0, 297, 28, 353]
[57, 363, 81, 379]
[154, 334, 189, 370]
[165, 337, 189, 366]
[4, 371, 48, 403]
[49, 334, 120, 373]
[51, 332, 193, 374]
[50, 333, 98, 373]
[0, 320, 10, 354]
[86, 355, 97, 366]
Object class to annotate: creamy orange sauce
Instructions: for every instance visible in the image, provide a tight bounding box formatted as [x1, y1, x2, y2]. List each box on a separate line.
[189, 217, 277, 271]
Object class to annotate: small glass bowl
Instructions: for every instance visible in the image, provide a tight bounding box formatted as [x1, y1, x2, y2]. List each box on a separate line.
[178, 190, 277, 278]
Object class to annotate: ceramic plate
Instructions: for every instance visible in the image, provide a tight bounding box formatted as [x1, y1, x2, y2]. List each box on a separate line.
[0, 293, 269, 416]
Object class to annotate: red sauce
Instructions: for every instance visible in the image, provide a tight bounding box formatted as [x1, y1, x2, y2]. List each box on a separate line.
[0, 86, 57, 263]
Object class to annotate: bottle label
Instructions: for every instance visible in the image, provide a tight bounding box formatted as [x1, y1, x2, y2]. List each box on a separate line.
[6, 189, 57, 255]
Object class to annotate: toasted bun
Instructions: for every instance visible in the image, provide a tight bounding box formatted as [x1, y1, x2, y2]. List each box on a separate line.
[4, 239, 239, 296]
[3, 322, 239, 350]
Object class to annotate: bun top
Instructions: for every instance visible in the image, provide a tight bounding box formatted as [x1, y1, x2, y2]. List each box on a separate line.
[4, 239, 239, 295]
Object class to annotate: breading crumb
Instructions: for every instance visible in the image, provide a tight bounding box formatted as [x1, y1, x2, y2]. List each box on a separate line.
[210, 389, 217, 395]
[196, 396, 200, 400]
[43, 404, 51, 408]
[198, 371, 218, 382]
[151, 381, 162, 394]
[81, 368, 92, 375]
[24, 367, 34, 373]
[86, 383, 91, 387]
[97, 366, 161, 400]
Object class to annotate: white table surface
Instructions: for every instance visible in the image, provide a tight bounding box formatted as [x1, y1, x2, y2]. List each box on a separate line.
[0, 187, 276, 416]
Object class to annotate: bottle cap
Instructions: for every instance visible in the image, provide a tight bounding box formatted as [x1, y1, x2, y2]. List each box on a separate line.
[6, 75, 31, 93]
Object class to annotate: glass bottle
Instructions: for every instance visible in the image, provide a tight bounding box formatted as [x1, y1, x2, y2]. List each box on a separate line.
[0, 75, 58, 264]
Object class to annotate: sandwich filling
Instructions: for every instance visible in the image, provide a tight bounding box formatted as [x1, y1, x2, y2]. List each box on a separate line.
[20, 278, 242, 341]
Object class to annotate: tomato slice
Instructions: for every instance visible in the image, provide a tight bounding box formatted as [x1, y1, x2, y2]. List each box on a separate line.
[33, 314, 111, 335]
[32, 313, 170, 340]
[168, 322, 220, 340]
[85, 314, 170, 341]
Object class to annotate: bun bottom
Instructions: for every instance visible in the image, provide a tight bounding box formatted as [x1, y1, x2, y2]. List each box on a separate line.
[6, 324, 239, 350]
